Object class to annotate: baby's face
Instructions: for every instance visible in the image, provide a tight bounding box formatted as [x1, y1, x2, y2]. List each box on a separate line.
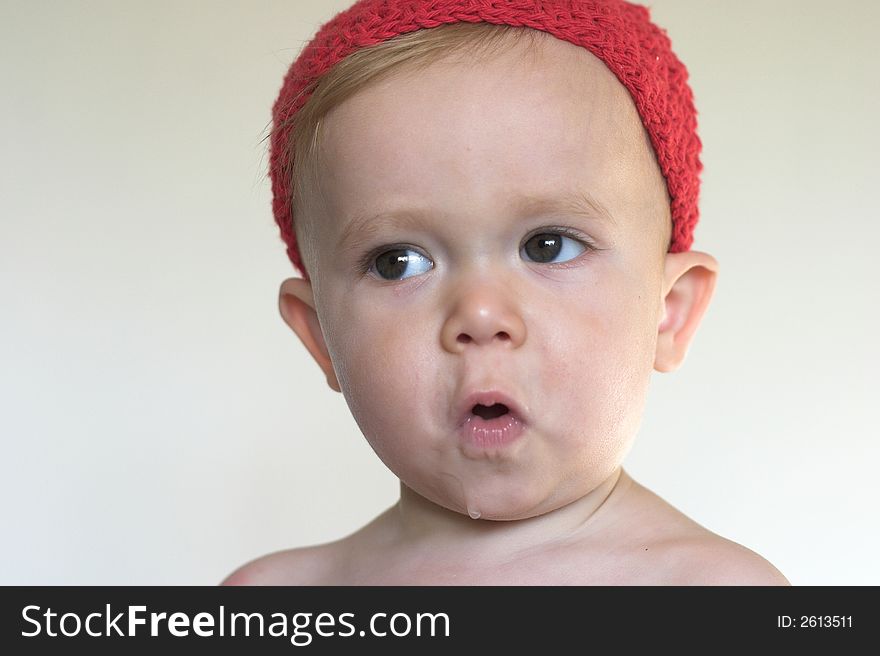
[302, 34, 671, 520]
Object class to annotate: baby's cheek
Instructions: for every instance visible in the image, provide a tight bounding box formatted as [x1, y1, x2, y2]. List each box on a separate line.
[599, 304, 656, 448]
[551, 309, 648, 443]
[332, 325, 430, 467]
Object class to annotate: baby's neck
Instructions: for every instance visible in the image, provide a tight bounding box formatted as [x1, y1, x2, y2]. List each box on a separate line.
[388, 466, 630, 563]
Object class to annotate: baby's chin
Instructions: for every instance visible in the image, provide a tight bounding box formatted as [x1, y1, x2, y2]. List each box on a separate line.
[428, 473, 564, 521]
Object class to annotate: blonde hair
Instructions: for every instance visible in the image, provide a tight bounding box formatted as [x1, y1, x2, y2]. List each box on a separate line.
[278, 22, 551, 269]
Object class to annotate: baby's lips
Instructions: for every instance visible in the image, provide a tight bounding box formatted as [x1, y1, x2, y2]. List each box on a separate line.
[454, 389, 530, 429]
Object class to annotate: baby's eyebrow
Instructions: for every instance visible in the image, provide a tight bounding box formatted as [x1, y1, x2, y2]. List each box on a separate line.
[336, 189, 615, 254]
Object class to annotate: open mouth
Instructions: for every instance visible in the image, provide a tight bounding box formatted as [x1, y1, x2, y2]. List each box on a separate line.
[460, 399, 524, 449]
[471, 403, 510, 420]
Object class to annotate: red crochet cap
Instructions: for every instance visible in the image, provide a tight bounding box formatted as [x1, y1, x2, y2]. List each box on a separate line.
[270, 0, 702, 281]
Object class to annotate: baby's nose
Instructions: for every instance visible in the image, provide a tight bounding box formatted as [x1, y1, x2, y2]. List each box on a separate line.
[439, 283, 526, 352]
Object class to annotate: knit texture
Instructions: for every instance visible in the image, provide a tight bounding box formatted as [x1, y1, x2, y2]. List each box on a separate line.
[270, 0, 702, 280]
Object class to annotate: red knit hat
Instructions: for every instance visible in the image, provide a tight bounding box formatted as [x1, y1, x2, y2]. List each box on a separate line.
[270, 0, 702, 281]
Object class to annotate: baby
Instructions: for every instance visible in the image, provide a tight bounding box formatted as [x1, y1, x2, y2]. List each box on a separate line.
[222, 0, 789, 585]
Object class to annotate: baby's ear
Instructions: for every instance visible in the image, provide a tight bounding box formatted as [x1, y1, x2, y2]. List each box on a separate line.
[654, 251, 719, 373]
[278, 277, 341, 392]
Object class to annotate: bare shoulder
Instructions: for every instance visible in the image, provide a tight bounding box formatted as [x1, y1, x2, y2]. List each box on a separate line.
[665, 535, 791, 586]
[608, 471, 790, 586]
[219, 541, 343, 586]
[220, 506, 399, 586]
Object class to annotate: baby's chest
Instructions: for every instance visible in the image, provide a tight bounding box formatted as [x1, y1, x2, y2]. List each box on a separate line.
[342, 550, 669, 585]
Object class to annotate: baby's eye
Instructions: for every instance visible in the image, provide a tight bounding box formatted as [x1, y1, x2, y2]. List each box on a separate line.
[364, 229, 591, 281]
[521, 230, 588, 264]
[369, 247, 433, 281]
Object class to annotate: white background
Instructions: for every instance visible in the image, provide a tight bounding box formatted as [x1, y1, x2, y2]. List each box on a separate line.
[2, 0, 877, 585]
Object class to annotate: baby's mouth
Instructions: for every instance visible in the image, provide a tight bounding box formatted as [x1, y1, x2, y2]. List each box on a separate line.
[459, 400, 525, 450]
[471, 403, 509, 420]
[453, 389, 529, 430]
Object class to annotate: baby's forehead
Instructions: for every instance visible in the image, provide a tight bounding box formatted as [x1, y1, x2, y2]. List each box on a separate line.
[316, 40, 659, 229]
